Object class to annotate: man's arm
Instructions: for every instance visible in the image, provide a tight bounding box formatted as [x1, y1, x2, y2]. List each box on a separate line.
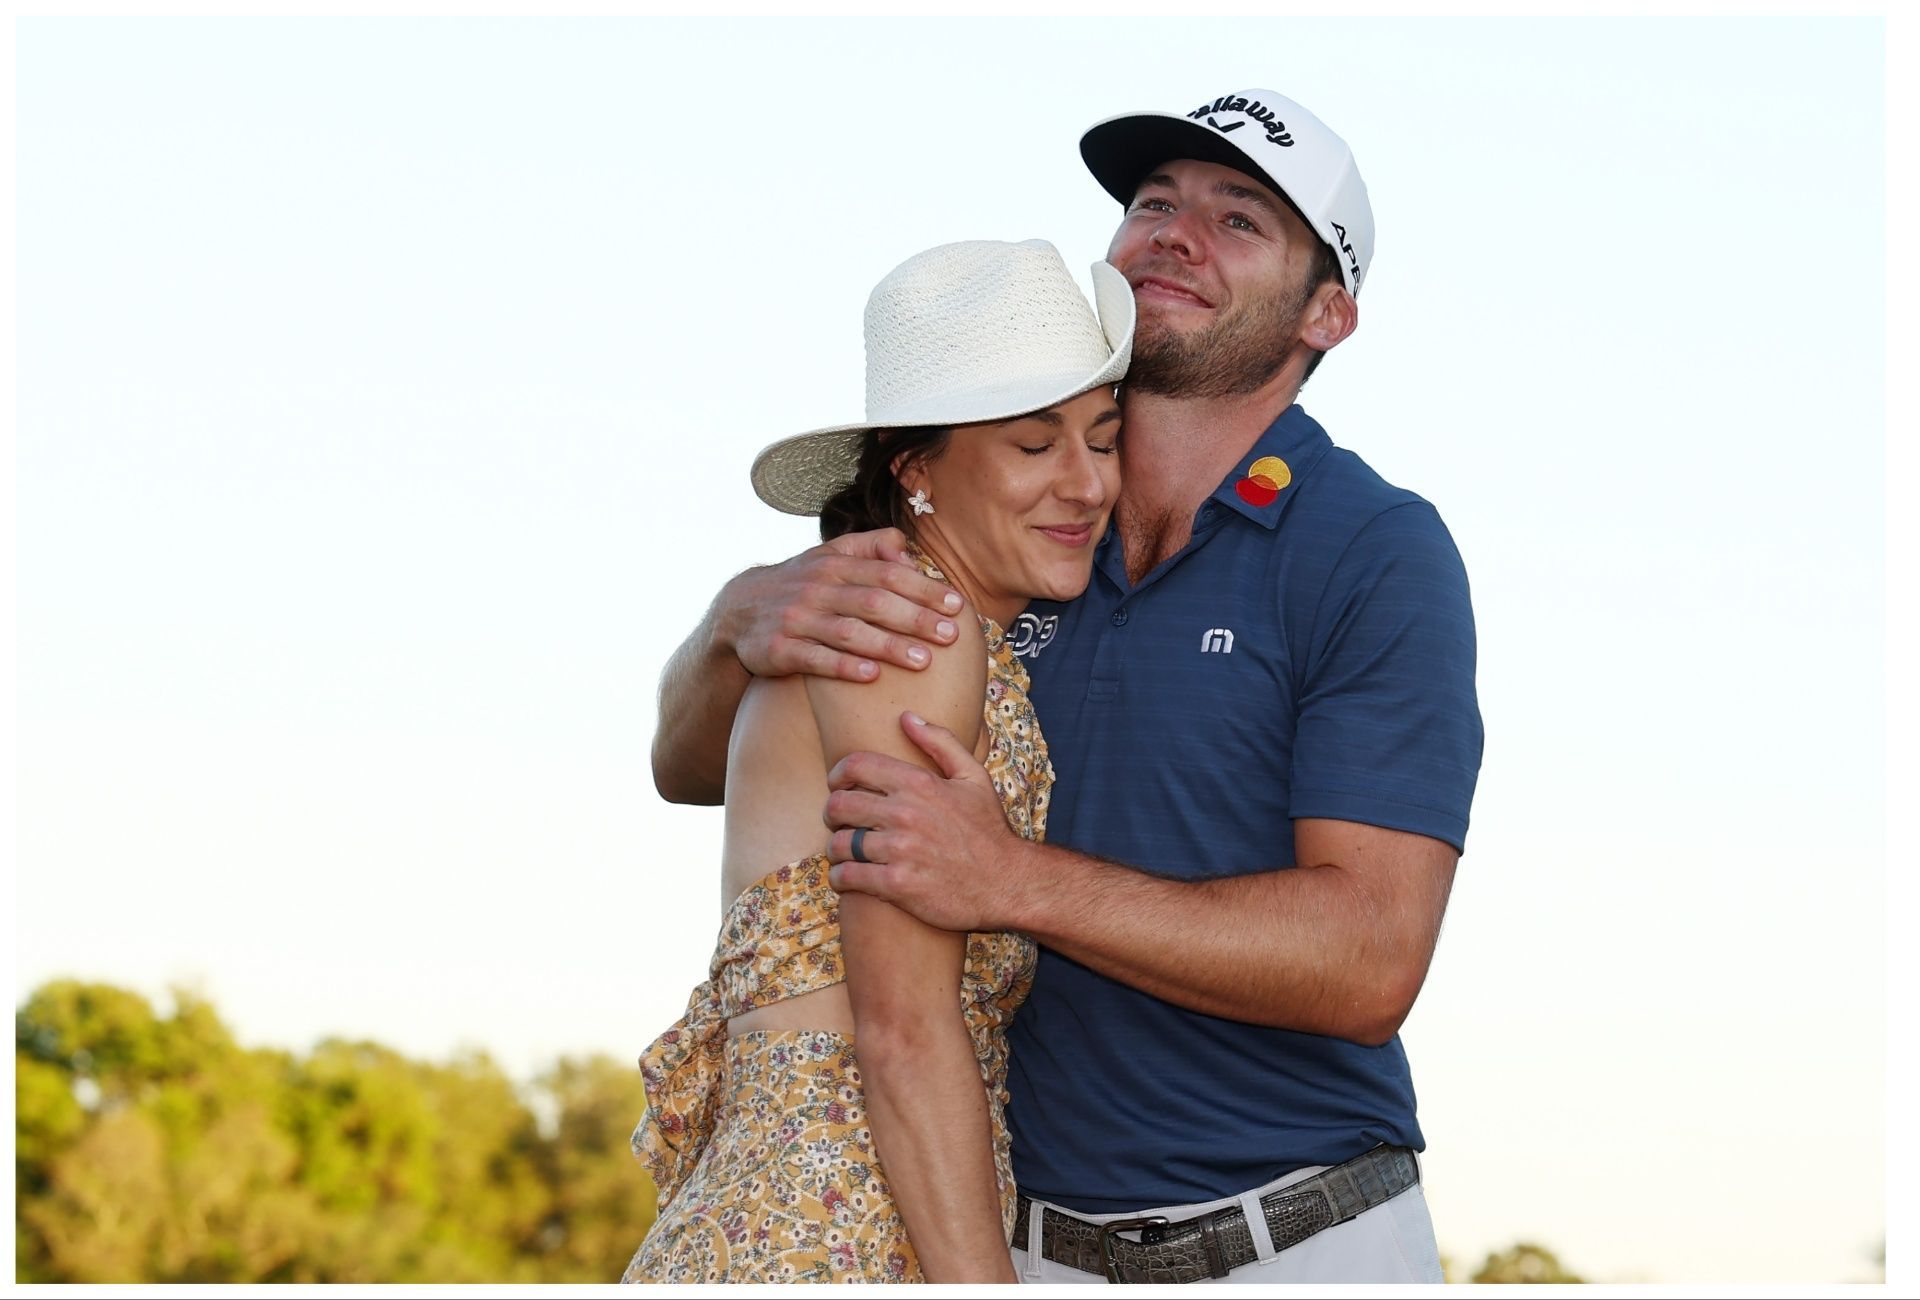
[1015, 820, 1452, 1046]
[648, 602, 753, 806]
[824, 718, 1455, 1046]
[649, 529, 967, 806]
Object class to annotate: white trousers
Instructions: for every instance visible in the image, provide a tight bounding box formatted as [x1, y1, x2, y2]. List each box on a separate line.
[1012, 1158, 1445, 1285]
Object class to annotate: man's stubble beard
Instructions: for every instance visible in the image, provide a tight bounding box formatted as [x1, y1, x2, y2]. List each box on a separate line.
[1124, 278, 1313, 400]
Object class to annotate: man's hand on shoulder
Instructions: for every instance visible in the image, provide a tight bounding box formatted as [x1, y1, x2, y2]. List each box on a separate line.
[720, 528, 966, 682]
[824, 713, 1037, 933]
[652, 528, 965, 805]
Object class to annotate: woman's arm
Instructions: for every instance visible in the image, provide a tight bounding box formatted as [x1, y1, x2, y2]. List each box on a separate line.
[805, 622, 1014, 1284]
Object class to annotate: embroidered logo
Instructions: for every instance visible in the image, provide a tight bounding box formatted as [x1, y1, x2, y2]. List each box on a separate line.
[1187, 95, 1294, 147]
[1234, 455, 1292, 507]
[1200, 627, 1235, 654]
[1009, 612, 1059, 660]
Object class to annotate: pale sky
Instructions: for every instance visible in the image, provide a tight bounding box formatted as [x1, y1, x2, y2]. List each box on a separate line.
[12, 13, 1901, 1286]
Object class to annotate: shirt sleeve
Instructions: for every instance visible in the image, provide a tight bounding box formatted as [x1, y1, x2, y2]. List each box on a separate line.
[1288, 500, 1484, 852]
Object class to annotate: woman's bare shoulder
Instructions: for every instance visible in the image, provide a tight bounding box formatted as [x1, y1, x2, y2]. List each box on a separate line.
[805, 603, 987, 765]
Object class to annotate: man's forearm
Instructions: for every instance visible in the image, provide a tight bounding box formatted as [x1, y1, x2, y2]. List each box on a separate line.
[650, 601, 750, 806]
[1008, 840, 1447, 1046]
[821, 731, 1458, 1043]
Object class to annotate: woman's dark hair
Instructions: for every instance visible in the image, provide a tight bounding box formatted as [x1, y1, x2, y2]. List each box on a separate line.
[818, 426, 952, 541]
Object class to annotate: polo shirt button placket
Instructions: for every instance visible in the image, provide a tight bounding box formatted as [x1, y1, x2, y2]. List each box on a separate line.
[1086, 600, 1127, 702]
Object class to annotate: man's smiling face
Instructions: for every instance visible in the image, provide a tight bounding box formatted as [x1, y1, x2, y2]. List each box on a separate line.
[1106, 157, 1329, 398]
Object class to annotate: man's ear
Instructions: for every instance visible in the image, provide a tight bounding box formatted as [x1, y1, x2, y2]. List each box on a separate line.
[1301, 282, 1359, 356]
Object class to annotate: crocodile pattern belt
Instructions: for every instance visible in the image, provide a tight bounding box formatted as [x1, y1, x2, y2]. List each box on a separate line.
[1012, 1144, 1420, 1283]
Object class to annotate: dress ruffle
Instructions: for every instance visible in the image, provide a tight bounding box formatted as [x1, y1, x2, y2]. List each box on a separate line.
[635, 856, 842, 1205]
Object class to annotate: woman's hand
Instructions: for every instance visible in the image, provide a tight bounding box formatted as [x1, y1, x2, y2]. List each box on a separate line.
[719, 528, 965, 682]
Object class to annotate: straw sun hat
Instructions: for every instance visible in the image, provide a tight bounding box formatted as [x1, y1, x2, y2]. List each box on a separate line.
[750, 239, 1135, 517]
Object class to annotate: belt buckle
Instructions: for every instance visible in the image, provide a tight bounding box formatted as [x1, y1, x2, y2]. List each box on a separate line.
[1096, 1215, 1169, 1283]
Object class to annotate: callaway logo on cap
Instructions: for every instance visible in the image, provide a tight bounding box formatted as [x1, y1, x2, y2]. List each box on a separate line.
[1080, 88, 1375, 296]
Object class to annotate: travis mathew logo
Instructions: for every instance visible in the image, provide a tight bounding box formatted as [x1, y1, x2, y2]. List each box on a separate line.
[1188, 95, 1294, 147]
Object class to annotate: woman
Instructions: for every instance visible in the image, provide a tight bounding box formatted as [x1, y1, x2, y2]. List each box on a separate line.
[623, 239, 1132, 1284]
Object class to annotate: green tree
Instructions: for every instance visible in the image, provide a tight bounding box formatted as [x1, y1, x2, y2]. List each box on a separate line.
[16, 979, 657, 1283]
[1471, 1241, 1585, 1283]
[529, 1054, 657, 1278]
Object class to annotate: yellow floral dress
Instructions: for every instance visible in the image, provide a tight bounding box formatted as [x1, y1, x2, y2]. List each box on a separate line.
[623, 596, 1051, 1284]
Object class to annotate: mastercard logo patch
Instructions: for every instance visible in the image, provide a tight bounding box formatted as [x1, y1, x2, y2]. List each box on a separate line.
[1234, 455, 1292, 507]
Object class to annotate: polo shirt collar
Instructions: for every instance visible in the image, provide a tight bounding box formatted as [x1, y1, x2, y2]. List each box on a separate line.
[1208, 404, 1333, 530]
[1088, 404, 1335, 587]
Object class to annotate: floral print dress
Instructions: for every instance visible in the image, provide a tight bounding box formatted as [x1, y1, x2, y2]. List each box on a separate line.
[623, 579, 1051, 1284]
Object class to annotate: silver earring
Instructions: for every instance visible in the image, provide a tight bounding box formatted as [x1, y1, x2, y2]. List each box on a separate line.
[908, 489, 935, 516]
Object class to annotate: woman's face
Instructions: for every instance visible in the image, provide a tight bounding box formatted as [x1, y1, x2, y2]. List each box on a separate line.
[899, 385, 1122, 623]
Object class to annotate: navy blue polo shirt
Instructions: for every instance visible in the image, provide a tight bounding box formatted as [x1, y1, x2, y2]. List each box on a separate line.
[1003, 404, 1482, 1212]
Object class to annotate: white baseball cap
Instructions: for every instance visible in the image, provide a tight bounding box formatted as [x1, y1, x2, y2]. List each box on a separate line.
[750, 239, 1134, 517]
[1080, 88, 1375, 296]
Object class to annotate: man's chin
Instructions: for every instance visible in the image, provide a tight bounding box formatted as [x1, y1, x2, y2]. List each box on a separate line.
[1126, 352, 1203, 395]
[1128, 332, 1205, 389]
[1135, 314, 1205, 345]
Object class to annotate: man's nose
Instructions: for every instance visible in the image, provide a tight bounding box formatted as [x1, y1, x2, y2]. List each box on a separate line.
[1149, 209, 1203, 261]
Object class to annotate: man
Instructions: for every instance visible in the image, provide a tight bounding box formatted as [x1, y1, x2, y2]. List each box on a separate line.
[651, 89, 1482, 1284]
